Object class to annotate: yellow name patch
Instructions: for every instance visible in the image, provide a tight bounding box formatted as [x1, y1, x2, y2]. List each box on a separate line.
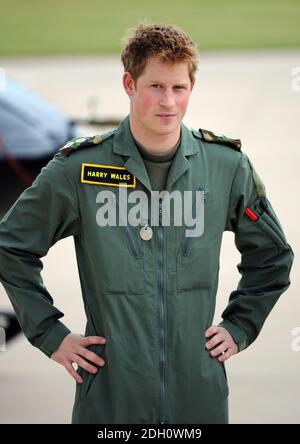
[81, 163, 136, 188]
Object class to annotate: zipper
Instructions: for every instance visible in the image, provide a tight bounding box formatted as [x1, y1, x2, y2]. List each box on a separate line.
[124, 224, 143, 258]
[113, 189, 143, 259]
[82, 302, 106, 399]
[249, 197, 287, 249]
[83, 343, 105, 400]
[259, 197, 287, 244]
[181, 233, 191, 257]
[157, 197, 166, 424]
[180, 189, 207, 256]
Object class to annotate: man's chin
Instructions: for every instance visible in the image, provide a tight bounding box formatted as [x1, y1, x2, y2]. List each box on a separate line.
[152, 122, 180, 136]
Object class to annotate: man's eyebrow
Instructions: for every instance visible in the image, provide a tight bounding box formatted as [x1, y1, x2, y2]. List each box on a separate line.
[149, 81, 189, 86]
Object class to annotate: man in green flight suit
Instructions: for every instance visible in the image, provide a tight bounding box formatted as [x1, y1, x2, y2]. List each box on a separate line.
[0, 23, 294, 424]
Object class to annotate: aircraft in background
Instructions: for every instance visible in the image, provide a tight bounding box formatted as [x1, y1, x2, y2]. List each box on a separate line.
[0, 78, 120, 213]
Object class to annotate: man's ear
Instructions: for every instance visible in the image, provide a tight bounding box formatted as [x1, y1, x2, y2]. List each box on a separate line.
[123, 72, 136, 97]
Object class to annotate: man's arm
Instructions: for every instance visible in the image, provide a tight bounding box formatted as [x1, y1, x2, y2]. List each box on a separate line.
[0, 153, 80, 357]
[0, 152, 107, 381]
[216, 152, 294, 355]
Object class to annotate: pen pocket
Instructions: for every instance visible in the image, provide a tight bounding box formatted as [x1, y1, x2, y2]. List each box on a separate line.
[245, 197, 288, 250]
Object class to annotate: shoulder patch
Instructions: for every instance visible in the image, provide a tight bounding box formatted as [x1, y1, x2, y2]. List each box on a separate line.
[199, 128, 241, 151]
[59, 131, 114, 157]
[244, 154, 266, 197]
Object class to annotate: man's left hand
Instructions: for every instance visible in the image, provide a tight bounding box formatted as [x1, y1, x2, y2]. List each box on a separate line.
[204, 326, 238, 362]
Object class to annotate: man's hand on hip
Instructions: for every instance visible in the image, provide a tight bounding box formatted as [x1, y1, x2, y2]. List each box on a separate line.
[204, 326, 238, 362]
[51, 333, 106, 383]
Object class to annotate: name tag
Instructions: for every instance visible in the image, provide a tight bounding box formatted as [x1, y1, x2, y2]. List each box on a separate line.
[81, 163, 136, 188]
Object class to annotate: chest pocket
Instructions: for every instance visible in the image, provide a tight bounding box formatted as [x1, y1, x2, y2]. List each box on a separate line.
[176, 189, 223, 292]
[96, 189, 145, 295]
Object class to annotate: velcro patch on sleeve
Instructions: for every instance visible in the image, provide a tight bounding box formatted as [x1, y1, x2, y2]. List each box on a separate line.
[81, 163, 136, 188]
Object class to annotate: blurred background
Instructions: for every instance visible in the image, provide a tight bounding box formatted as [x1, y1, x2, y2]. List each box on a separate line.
[0, 0, 299, 424]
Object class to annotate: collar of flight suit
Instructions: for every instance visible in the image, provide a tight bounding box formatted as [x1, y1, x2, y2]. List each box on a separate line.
[112, 115, 199, 192]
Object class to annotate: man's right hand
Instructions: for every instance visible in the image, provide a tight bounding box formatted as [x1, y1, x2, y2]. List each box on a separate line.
[51, 333, 106, 383]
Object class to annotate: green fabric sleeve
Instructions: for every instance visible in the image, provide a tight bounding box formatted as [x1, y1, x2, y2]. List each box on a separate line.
[219, 153, 294, 352]
[0, 152, 80, 357]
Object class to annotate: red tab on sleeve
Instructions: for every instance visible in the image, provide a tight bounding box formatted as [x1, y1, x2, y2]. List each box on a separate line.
[244, 207, 259, 221]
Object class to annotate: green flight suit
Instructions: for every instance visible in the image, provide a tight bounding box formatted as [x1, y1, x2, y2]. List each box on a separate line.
[0, 115, 293, 424]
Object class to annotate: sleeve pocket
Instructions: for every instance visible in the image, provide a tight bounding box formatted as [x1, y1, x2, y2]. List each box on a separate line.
[247, 197, 288, 250]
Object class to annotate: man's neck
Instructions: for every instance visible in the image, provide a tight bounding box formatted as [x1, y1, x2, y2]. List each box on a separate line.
[129, 114, 181, 155]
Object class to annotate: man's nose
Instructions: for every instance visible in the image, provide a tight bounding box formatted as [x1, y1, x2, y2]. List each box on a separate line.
[159, 90, 176, 108]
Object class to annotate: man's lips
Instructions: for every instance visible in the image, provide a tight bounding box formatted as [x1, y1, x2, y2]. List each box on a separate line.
[156, 114, 176, 118]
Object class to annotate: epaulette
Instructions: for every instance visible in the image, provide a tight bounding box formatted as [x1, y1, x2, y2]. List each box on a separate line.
[193, 128, 241, 151]
[59, 131, 114, 157]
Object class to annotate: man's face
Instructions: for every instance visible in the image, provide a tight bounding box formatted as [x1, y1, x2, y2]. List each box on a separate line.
[123, 57, 195, 138]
